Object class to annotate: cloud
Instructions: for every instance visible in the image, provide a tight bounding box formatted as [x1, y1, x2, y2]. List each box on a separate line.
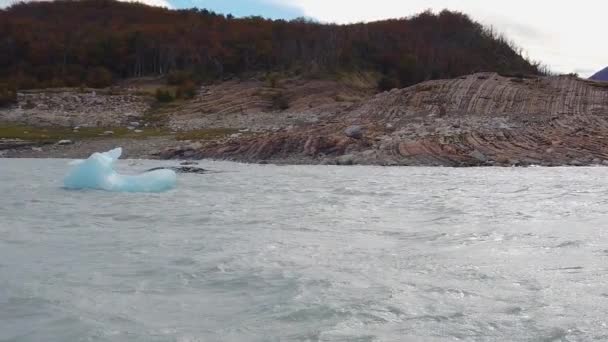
[128, 0, 171, 8]
[131, 0, 171, 8]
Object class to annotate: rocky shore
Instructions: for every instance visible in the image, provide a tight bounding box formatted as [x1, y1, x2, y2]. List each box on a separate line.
[0, 137, 179, 159]
[4, 73, 608, 166]
[162, 73, 608, 166]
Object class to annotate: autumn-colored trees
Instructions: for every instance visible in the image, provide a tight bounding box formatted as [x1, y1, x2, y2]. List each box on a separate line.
[0, 0, 545, 90]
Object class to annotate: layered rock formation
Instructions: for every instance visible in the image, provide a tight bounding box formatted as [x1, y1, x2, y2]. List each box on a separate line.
[169, 73, 608, 166]
[166, 77, 374, 132]
[5, 73, 608, 166]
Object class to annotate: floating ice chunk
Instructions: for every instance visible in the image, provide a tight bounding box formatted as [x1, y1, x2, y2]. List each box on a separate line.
[64, 147, 176, 193]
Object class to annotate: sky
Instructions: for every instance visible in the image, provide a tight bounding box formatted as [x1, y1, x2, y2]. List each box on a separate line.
[1, 0, 606, 76]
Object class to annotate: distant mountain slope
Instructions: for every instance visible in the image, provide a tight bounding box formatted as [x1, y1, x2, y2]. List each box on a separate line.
[0, 0, 545, 90]
[590, 67, 608, 81]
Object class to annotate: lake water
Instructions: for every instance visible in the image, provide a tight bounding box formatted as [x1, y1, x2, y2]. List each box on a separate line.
[2, 159, 608, 341]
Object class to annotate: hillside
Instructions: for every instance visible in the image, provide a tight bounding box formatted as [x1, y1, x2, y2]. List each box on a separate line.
[5, 73, 608, 166]
[171, 73, 608, 166]
[0, 0, 544, 92]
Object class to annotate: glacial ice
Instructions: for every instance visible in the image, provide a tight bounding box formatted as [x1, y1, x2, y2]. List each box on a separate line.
[63, 148, 176, 192]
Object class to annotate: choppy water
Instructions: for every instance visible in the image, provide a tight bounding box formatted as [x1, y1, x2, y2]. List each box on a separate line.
[2, 159, 608, 341]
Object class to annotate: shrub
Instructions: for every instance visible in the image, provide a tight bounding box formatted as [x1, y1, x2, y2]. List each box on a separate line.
[266, 72, 280, 88]
[176, 80, 197, 99]
[11, 75, 39, 89]
[167, 70, 193, 86]
[499, 72, 528, 79]
[271, 92, 289, 110]
[377, 75, 399, 92]
[86, 67, 113, 88]
[0, 85, 18, 108]
[155, 88, 175, 102]
[50, 78, 66, 88]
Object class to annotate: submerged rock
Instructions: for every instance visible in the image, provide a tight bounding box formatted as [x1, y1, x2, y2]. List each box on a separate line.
[336, 154, 355, 165]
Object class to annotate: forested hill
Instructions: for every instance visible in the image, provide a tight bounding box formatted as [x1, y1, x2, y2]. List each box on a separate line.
[0, 0, 545, 90]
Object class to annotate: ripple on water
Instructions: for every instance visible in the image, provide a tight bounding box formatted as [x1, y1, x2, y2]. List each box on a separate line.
[2, 160, 608, 341]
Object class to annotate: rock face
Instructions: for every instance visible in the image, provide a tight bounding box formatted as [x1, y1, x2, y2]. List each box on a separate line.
[191, 73, 608, 166]
[6, 73, 608, 166]
[344, 126, 363, 139]
[165, 77, 375, 132]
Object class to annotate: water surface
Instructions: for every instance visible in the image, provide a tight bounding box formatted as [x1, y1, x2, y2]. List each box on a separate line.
[2, 159, 608, 341]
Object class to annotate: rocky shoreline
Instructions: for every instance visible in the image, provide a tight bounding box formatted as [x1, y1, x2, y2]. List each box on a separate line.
[4, 73, 608, 166]
[0, 137, 179, 159]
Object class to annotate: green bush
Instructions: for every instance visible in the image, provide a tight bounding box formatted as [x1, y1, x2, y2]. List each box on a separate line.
[155, 88, 175, 103]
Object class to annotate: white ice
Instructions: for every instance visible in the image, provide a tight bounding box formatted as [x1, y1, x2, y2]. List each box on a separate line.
[63, 148, 176, 192]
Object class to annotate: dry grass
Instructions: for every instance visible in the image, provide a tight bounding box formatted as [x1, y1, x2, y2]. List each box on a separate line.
[337, 71, 380, 89]
[585, 80, 608, 89]
[0, 123, 169, 141]
[175, 128, 241, 141]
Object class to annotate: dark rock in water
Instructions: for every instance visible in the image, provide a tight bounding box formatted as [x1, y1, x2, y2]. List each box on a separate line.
[146, 166, 208, 174]
[0, 138, 38, 150]
[336, 154, 355, 165]
[180, 161, 199, 166]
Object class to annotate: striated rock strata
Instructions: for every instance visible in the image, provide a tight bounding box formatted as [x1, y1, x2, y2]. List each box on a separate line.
[166, 77, 374, 132]
[167, 73, 608, 166]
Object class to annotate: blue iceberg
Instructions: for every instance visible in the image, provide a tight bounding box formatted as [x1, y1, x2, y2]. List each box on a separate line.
[64, 148, 176, 192]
